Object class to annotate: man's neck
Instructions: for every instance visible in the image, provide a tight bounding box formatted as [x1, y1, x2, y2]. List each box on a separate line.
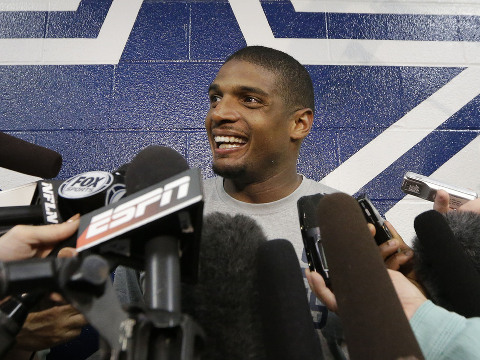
[223, 171, 303, 204]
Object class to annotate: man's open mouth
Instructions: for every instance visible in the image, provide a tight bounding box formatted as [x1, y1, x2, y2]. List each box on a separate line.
[214, 136, 247, 149]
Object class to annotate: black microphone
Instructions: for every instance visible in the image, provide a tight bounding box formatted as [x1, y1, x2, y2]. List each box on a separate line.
[0, 180, 62, 227]
[257, 239, 325, 360]
[125, 145, 190, 315]
[0, 167, 127, 228]
[298, 193, 330, 286]
[316, 192, 424, 360]
[182, 212, 268, 360]
[0, 132, 62, 178]
[57, 167, 127, 219]
[124, 145, 188, 194]
[413, 210, 480, 317]
[76, 145, 203, 312]
[76, 146, 202, 268]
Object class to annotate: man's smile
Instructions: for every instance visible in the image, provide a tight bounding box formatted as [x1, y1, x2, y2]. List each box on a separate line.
[214, 135, 247, 149]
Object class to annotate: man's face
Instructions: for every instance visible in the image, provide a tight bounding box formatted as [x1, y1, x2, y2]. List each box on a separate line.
[205, 59, 296, 181]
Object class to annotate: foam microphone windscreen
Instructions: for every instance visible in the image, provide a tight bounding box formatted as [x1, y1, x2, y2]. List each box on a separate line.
[257, 239, 325, 360]
[413, 210, 480, 318]
[182, 212, 267, 360]
[0, 132, 62, 178]
[316, 192, 424, 360]
[125, 145, 189, 194]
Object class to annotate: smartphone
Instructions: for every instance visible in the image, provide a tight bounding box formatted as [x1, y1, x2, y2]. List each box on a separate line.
[356, 194, 392, 246]
[401, 171, 478, 209]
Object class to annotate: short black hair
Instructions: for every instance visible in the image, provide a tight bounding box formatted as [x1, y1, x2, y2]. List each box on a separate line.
[225, 46, 315, 113]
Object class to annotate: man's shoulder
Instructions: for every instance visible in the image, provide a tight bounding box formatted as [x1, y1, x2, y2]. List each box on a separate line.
[301, 176, 338, 196]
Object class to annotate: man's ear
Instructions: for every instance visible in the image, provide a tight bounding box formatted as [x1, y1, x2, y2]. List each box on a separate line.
[290, 108, 313, 141]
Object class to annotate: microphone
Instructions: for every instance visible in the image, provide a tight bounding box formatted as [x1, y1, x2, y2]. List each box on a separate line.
[0, 167, 127, 228]
[316, 192, 424, 360]
[0, 132, 62, 179]
[256, 239, 325, 360]
[57, 167, 127, 220]
[76, 145, 204, 311]
[298, 193, 330, 286]
[413, 210, 480, 317]
[124, 145, 188, 194]
[182, 212, 268, 360]
[0, 180, 61, 227]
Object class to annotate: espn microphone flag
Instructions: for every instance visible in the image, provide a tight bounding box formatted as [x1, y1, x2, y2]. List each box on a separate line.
[76, 168, 203, 252]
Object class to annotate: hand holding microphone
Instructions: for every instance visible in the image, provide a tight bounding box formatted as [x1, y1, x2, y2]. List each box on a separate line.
[0, 166, 127, 355]
[0, 214, 80, 262]
[14, 242, 87, 354]
[0, 215, 88, 356]
[305, 222, 420, 316]
[310, 192, 424, 360]
[306, 268, 427, 320]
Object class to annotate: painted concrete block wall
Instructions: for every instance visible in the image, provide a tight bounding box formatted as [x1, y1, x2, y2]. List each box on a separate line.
[0, 0, 479, 242]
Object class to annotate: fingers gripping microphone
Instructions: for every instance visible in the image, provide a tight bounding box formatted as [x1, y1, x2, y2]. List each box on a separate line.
[257, 239, 325, 360]
[316, 193, 424, 360]
[413, 210, 480, 317]
[0, 132, 62, 178]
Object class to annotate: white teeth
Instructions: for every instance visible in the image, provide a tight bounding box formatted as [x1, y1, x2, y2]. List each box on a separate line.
[219, 143, 242, 149]
[214, 136, 246, 145]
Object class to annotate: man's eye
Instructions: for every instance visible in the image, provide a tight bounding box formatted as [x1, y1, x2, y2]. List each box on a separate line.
[209, 94, 221, 104]
[244, 96, 260, 104]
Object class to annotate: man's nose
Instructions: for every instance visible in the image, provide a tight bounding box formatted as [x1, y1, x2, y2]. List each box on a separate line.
[209, 97, 240, 123]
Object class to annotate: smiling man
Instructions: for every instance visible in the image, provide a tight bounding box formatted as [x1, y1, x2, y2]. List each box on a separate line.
[114, 46, 413, 360]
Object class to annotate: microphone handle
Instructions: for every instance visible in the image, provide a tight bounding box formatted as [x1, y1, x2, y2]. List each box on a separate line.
[144, 235, 182, 326]
[0, 205, 43, 226]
